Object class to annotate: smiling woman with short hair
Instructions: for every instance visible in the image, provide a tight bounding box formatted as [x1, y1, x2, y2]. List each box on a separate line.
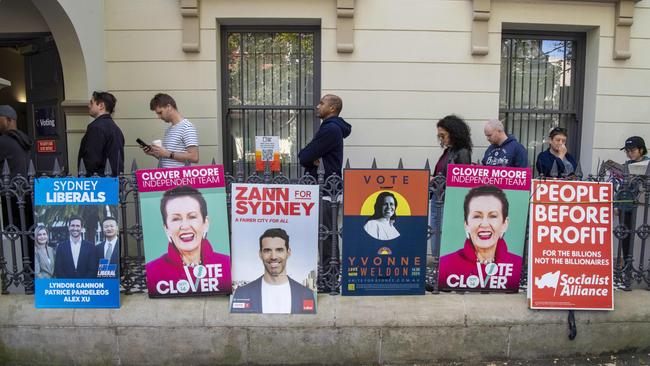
[145, 185, 231, 296]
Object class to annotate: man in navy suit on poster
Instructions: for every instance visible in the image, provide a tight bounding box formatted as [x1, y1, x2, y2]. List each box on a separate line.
[230, 228, 315, 314]
[54, 215, 98, 278]
[95, 217, 119, 277]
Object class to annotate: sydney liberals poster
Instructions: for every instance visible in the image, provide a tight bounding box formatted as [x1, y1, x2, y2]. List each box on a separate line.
[530, 180, 613, 310]
[34, 177, 120, 308]
[136, 165, 231, 298]
[438, 164, 531, 292]
[342, 169, 429, 296]
[230, 183, 319, 314]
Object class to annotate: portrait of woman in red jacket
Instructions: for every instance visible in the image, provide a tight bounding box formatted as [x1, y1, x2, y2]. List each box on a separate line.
[438, 185, 523, 292]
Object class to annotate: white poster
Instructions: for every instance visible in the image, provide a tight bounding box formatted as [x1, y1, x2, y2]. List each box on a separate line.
[230, 183, 319, 314]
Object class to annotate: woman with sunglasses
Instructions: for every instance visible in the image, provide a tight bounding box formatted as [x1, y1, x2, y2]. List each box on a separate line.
[535, 127, 577, 177]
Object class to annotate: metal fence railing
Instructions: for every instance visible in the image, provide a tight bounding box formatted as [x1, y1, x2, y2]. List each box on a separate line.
[1, 158, 649, 295]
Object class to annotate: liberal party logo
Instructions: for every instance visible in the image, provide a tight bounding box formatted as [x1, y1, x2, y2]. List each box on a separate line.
[97, 259, 117, 278]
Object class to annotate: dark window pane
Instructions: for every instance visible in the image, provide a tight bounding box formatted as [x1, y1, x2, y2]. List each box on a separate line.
[499, 35, 582, 171]
[224, 30, 317, 178]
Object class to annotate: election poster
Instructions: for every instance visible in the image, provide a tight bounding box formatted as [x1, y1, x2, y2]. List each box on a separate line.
[34, 177, 120, 308]
[529, 180, 613, 310]
[255, 136, 280, 172]
[136, 165, 231, 298]
[342, 169, 429, 296]
[438, 164, 531, 292]
[230, 183, 319, 314]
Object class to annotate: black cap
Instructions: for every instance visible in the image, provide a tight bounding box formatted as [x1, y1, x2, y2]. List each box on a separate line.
[620, 136, 646, 150]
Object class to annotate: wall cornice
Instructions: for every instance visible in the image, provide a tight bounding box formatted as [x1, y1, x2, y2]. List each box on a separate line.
[471, 0, 639, 60]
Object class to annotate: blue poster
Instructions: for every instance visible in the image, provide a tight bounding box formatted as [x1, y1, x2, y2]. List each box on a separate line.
[342, 169, 430, 296]
[34, 177, 120, 308]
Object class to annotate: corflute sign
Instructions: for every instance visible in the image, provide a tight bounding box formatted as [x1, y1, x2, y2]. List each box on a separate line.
[529, 180, 614, 310]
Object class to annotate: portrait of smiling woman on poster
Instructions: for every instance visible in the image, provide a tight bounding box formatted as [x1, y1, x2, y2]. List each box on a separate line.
[438, 185, 523, 291]
[363, 191, 400, 241]
[145, 185, 232, 296]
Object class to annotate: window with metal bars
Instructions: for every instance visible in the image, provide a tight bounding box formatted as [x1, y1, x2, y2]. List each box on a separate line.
[221, 27, 320, 178]
[499, 32, 585, 169]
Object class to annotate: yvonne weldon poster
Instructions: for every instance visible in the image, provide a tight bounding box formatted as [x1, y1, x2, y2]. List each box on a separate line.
[342, 169, 429, 296]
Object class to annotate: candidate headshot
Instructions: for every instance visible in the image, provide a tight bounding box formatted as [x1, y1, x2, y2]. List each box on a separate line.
[438, 185, 523, 290]
[363, 191, 400, 240]
[53, 215, 98, 278]
[96, 217, 120, 277]
[145, 185, 231, 295]
[230, 228, 315, 314]
[34, 225, 55, 279]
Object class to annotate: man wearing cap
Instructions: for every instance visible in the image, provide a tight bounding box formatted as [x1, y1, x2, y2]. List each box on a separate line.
[621, 136, 649, 165]
[78, 91, 125, 176]
[617, 136, 649, 269]
[0, 105, 32, 176]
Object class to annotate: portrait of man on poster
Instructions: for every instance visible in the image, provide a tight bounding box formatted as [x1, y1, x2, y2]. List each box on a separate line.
[231, 228, 315, 314]
[54, 215, 98, 278]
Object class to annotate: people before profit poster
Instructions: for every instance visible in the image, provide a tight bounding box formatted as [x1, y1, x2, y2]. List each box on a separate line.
[230, 183, 319, 314]
[342, 169, 429, 296]
[438, 164, 531, 292]
[530, 180, 613, 310]
[34, 177, 120, 308]
[136, 166, 231, 298]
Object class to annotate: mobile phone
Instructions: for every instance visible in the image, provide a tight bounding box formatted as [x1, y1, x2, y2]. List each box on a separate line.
[136, 138, 150, 149]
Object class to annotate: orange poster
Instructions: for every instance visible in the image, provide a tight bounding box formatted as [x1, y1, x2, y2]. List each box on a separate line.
[529, 180, 613, 310]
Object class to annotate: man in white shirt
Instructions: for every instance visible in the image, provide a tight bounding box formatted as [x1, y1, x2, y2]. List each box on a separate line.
[54, 216, 98, 278]
[142, 93, 199, 168]
[230, 228, 315, 314]
[95, 217, 120, 277]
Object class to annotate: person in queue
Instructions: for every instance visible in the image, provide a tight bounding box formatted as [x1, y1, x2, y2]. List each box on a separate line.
[434, 114, 472, 176]
[535, 126, 577, 177]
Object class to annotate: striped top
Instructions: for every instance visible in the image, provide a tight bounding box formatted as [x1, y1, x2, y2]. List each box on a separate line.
[160, 119, 199, 168]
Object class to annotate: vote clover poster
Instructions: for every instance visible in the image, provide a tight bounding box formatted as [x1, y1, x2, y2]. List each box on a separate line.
[136, 165, 232, 298]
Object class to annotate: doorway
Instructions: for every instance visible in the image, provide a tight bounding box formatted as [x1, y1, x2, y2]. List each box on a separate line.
[0, 33, 67, 175]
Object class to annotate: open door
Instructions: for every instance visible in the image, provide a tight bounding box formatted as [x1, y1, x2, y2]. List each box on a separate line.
[24, 35, 67, 174]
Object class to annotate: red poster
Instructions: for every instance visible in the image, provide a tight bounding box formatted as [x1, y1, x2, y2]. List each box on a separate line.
[529, 180, 613, 310]
[37, 139, 56, 153]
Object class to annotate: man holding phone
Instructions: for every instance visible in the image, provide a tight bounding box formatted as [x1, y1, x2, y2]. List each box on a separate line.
[142, 93, 199, 168]
[78, 91, 124, 176]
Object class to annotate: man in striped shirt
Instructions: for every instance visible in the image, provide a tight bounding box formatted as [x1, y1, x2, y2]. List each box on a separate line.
[143, 93, 199, 168]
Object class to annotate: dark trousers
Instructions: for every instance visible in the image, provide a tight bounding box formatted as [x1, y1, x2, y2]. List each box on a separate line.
[319, 199, 339, 290]
[621, 210, 635, 262]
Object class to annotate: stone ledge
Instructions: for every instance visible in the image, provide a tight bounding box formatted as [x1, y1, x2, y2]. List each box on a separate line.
[4, 291, 649, 328]
[1, 291, 649, 365]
